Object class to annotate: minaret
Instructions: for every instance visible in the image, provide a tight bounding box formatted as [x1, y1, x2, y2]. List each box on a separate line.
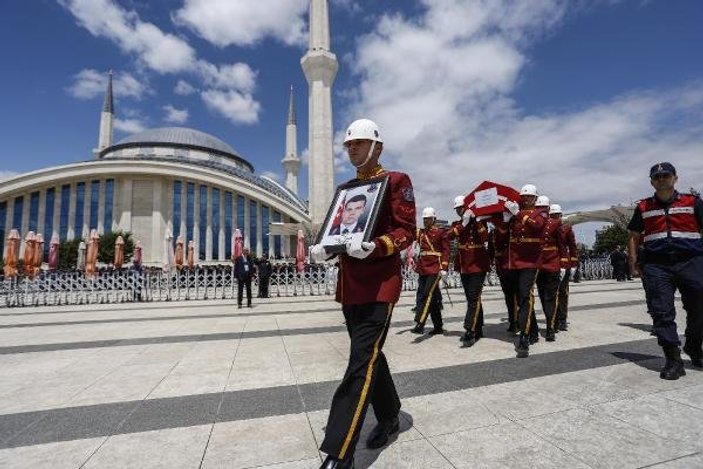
[282, 86, 301, 194]
[301, 0, 338, 226]
[94, 70, 114, 158]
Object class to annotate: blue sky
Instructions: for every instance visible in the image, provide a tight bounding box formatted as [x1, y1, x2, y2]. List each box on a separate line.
[1, 0, 702, 245]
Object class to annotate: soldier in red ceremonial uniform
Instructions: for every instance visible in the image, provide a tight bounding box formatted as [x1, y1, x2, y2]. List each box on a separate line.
[310, 119, 416, 469]
[536, 200, 569, 342]
[552, 204, 578, 331]
[491, 218, 519, 334]
[447, 195, 490, 346]
[504, 184, 546, 358]
[627, 162, 703, 380]
[412, 207, 450, 335]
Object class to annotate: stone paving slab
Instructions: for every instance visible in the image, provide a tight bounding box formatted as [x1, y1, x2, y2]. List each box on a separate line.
[0, 280, 701, 468]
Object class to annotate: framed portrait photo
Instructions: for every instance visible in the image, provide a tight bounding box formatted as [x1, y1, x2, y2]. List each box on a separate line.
[315, 175, 390, 253]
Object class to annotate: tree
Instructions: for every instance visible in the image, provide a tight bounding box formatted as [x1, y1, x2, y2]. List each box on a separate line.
[98, 231, 134, 265]
[58, 238, 83, 270]
[592, 224, 628, 256]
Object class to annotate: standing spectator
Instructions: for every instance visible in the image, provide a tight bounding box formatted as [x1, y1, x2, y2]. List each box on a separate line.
[610, 246, 627, 281]
[256, 254, 273, 298]
[234, 248, 254, 308]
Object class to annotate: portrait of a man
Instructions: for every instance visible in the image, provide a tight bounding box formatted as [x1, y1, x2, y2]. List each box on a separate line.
[328, 193, 368, 236]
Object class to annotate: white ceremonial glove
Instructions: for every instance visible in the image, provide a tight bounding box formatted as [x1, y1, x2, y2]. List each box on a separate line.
[346, 240, 376, 259]
[440, 270, 448, 281]
[559, 268, 566, 281]
[570, 267, 577, 277]
[504, 201, 520, 216]
[310, 244, 329, 263]
[461, 209, 475, 227]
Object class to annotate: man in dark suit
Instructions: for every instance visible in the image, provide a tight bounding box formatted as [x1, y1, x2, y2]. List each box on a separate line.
[234, 248, 254, 308]
[256, 253, 273, 298]
[328, 194, 368, 236]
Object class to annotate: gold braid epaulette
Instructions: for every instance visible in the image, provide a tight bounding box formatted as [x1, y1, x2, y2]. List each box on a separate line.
[378, 235, 395, 255]
[356, 164, 385, 180]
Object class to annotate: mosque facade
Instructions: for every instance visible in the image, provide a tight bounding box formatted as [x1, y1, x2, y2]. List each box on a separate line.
[0, 1, 338, 265]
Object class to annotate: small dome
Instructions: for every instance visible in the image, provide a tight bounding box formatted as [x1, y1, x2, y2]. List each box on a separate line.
[114, 127, 239, 157]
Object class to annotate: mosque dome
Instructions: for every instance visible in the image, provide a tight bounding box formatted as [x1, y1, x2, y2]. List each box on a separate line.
[100, 127, 253, 172]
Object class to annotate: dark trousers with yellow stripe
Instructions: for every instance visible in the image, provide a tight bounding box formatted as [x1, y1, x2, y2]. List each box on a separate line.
[460, 272, 485, 333]
[537, 270, 561, 330]
[506, 268, 539, 336]
[321, 302, 401, 460]
[556, 270, 571, 325]
[497, 269, 518, 328]
[414, 274, 443, 329]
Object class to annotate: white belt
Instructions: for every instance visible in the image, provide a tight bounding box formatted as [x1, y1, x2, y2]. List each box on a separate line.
[643, 231, 702, 242]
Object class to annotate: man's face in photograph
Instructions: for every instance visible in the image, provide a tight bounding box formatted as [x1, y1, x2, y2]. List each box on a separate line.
[342, 199, 366, 225]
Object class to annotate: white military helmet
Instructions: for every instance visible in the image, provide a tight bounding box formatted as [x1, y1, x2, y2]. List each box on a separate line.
[453, 195, 465, 208]
[422, 207, 437, 218]
[343, 118, 383, 144]
[520, 184, 538, 196]
[536, 195, 550, 207]
[549, 204, 563, 215]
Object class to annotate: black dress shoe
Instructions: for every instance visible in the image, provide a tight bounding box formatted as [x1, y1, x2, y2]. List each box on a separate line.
[545, 329, 556, 342]
[528, 334, 539, 345]
[366, 416, 400, 449]
[411, 323, 425, 334]
[515, 334, 529, 358]
[319, 455, 354, 469]
[506, 323, 519, 334]
[428, 328, 445, 336]
[461, 331, 477, 347]
[557, 321, 568, 332]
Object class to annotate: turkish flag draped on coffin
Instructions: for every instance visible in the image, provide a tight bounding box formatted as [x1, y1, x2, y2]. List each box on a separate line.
[462, 181, 520, 222]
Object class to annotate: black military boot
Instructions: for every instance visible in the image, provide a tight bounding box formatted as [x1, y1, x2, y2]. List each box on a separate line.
[683, 343, 703, 368]
[507, 322, 519, 334]
[557, 320, 568, 332]
[411, 323, 424, 334]
[462, 331, 477, 347]
[660, 346, 686, 380]
[515, 333, 529, 358]
[545, 328, 556, 342]
[428, 327, 445, 336]
[320, 455, 354, 469]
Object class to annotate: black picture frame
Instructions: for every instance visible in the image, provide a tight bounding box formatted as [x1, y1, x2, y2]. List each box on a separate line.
[315, 175, 390, 253]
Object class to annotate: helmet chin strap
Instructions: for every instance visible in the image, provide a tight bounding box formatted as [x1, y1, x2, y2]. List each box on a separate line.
[352, 141, 376, 168]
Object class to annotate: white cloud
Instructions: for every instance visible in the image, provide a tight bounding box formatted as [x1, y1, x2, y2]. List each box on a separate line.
[67, 69, 148, 100]
[0, 171, 19, 181]
[196, 62, 257, 92]
[58, 0, 196, 73]
[114, 117, 146, 134]
[201, 89, 261, 124]
[341, 0, 703, 222]
[174, 0, 308, 47]
[162, 105, 188, 124]
[174, 79, 196, 96]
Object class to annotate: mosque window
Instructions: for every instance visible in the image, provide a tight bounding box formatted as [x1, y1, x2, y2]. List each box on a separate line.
[250, 199, 258, 253]
[173, 181, 182, 240]
[59, 185, 70, 240]
[0, 201, 6, 257]
[90, 180, 100, 230]
[43, 188, 55, 253]
[237, 195, 245, 235]
[186, 182, 195, 244]
[199, 185, 207, 260]
[104, 179, 114, 232]
[273, 211, 282, 258]
[29, 192, 40, 232]
[261, 205, 269, 256]
[224, 191, 233, 259]
[212, 187, 220, 260]
[74, 182, 85, 239]
[12, 196, 23, 231]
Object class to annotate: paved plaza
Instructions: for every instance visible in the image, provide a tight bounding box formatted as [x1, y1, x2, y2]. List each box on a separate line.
[1, 280, 702, 468]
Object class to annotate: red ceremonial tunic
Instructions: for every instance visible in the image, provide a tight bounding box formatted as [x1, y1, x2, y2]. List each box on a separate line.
[538, 218, 569, 272]
[559, 223, 579, 267]
[492, 221, 511, 273]
[447, 220, 490, 274]
[336, 166, 416, 305]
[415, 225, 450, 275]
[507, 207, 546, 270]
